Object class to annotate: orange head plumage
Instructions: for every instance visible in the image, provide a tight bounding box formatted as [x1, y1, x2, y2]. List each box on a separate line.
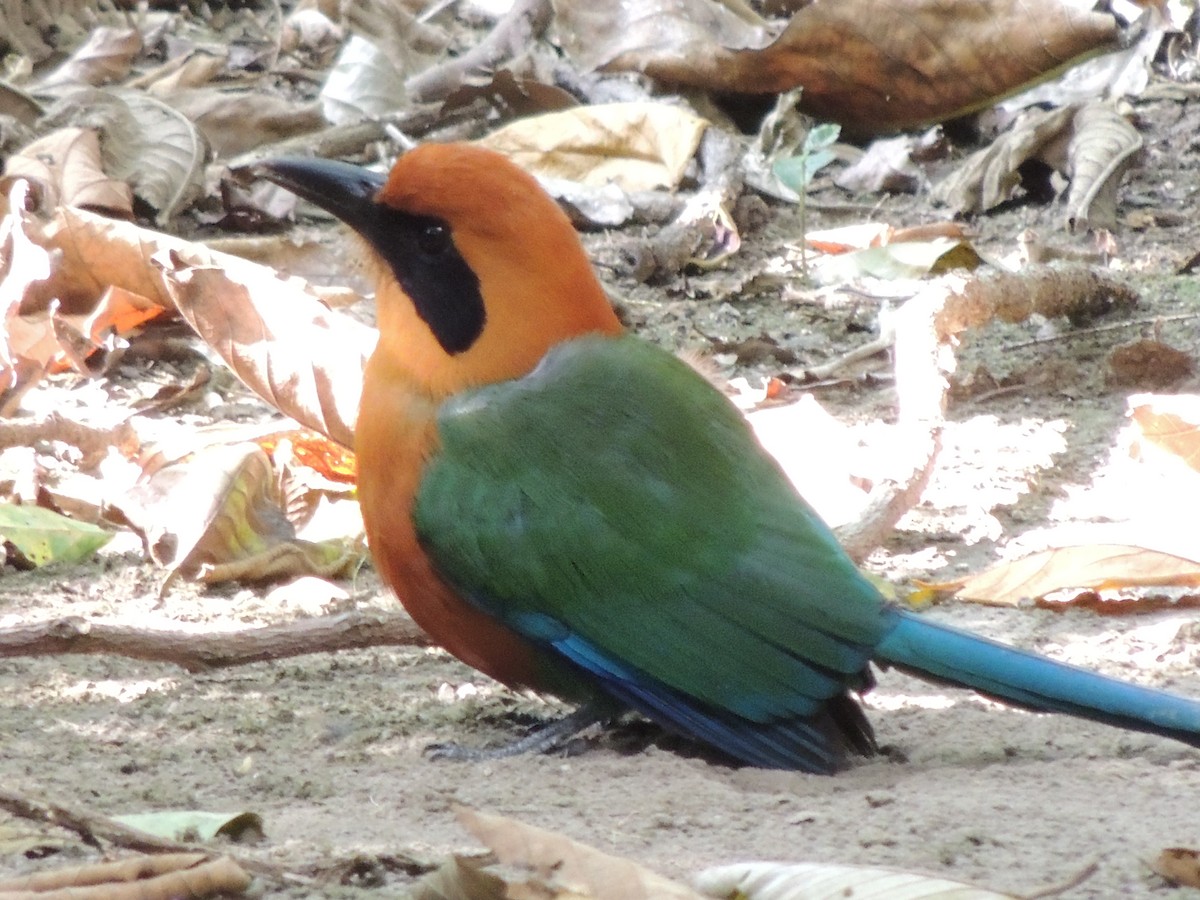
[257, 144, 621, 399]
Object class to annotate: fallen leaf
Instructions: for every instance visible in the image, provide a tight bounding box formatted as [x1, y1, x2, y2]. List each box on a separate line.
[114, 811, 264, 844]
[934, 544, 1200, 606]
[1129, 393, 1200, 472]
[160, 258, 376, 449]
[475, 102, 708, 192]
[457, 806, 705, 900]
[0, 503, 113, 567]
[695, 860, 1016, 899]
[37, 26, 142, 90]
[557, 0, 1121, 133]
[1152, 848, 1200, 889]
[1108, 339, 1193, 389]
[810, 238, 983, 285]
[4, 127, 133, 215]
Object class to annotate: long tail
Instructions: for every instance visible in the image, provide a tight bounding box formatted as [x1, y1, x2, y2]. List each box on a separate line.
[875, 609, 1200, 747]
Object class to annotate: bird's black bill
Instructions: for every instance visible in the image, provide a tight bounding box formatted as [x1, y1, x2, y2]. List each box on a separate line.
[253, 157, 386, 234]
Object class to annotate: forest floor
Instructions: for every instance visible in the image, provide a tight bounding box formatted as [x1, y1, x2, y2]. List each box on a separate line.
[3, 91, 1200, 897]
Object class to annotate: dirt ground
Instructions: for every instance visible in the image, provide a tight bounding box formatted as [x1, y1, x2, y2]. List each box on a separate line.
[4, 94, 1200, 897]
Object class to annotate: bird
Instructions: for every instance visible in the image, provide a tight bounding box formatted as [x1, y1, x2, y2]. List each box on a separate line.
[256, 144, 1200, 773]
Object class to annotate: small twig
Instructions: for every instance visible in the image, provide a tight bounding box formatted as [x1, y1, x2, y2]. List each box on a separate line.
[0, 789, 292, 883]
[1003, 312, 1200, 351]
[1021, 860, 1099, 899]
[0, 609, 430, 672]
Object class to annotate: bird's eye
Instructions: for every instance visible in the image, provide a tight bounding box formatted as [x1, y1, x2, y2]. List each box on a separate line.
[417, 222, 451, 257]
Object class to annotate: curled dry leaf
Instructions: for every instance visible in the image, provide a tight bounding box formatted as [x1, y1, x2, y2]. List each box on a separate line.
[117, 442, 361, 588]
[159, 257, 375, 449]
[1129, 393, 1200, 473]
[0, 853, 249, 895]
[37, 26, 143, 91]
[1062, 102, 1143, 231]
[456, 806, 705, 900]
[4, 127, 134, 215]
[163, 89, 326, 160]
[15, 87, 207, 222]
[475, 102, 709, 192]
[320, 34, 410, 125]
[1152, 848, 1200, 889]
[934, 101, 1141, 228]
[110, 89, 208, 223]
[556, 0, 1120, 133]
[932, 544, 1200, 606]
[695, 860, 1015, 899]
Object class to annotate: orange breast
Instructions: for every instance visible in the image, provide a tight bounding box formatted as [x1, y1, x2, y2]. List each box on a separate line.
[355, 353, 542, 689]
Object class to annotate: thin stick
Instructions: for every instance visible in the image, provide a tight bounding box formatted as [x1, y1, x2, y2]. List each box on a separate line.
[0, 609, 429, 672]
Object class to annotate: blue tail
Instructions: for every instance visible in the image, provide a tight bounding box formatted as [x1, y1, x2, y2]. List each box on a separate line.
[876, 609, 1200, 746]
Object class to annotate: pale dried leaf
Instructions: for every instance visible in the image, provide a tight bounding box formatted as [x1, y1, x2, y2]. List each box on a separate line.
[458, 806, 705, 900]
[37, 25, 142, 90]
[159, 259, 376, 449]
[933, 106, 1077, 214]
[695, 860, 1015, 899]
[1062, 103, 1142, 231]
[319, 34, 409, 125]
[1152, 848, 1200, 889]
[3, 126, 134, 214]
[476, 102, 709, 192]
[1129, 393, 1200, 473]
[411, 853, 508, 900]
[553, 0, 772, 73]
[115, 442, 359, 587]
[110, 90, 208, 223]
[142, 50, 229, 94]
[163, 89, 326, 159]
[946, 544, 1200, 606]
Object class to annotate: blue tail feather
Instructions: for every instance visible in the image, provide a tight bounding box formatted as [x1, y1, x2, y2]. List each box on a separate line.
[875, 609, 1200, 746]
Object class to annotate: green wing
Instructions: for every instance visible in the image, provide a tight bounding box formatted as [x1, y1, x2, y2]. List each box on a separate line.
[413, 334, 891, 765]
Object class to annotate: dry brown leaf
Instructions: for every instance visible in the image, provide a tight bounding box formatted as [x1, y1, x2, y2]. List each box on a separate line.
[141, 50, 229, 94]
[4, 127, 134, 216]
[935, 101, 1140, 225]
[554, 0, 772, 75]
[320, 34, 410, 125]
[411, 853, 509, 900]
[162, 89, 326, 159]
[936, 544, 1200, 606]
[115, 442, 361, 588]
[1061, 102, 1143, 231]
[1129, 393, 1200, 473]
[1152, 848, 1200, 889]
[557, 0, 1120, 133]
[476, 103, 708, 192]
[457, 806, 705, 900]
[442, 69, 579, 120]
[37, 25, 143, 90]
[160, 259, 376, 449]
[1108, 339, 1193, 389]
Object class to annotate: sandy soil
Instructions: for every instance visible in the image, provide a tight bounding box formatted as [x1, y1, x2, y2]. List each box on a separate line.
[3, 97, 1200, 897]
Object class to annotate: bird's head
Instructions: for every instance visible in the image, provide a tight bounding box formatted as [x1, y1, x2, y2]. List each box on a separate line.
[256, 144, 621, 397]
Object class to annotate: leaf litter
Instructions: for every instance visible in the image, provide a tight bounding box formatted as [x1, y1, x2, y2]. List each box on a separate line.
[1, 0, 1200, 896]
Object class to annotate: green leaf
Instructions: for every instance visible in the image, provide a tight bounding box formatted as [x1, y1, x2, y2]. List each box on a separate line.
[0, 504, 112, 567]
[113, 810, 265, 844]
[772, 124, 841, 193]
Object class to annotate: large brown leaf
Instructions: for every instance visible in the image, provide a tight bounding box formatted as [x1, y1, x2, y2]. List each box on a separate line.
[160, 257, 375, 449]
[557, 0, 1120, 133]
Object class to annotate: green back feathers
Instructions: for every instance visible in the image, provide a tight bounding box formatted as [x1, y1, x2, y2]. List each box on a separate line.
[413, 334, 889, 721]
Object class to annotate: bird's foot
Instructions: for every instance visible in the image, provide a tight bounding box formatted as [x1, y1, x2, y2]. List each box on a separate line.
[425, 704, 610, 762]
